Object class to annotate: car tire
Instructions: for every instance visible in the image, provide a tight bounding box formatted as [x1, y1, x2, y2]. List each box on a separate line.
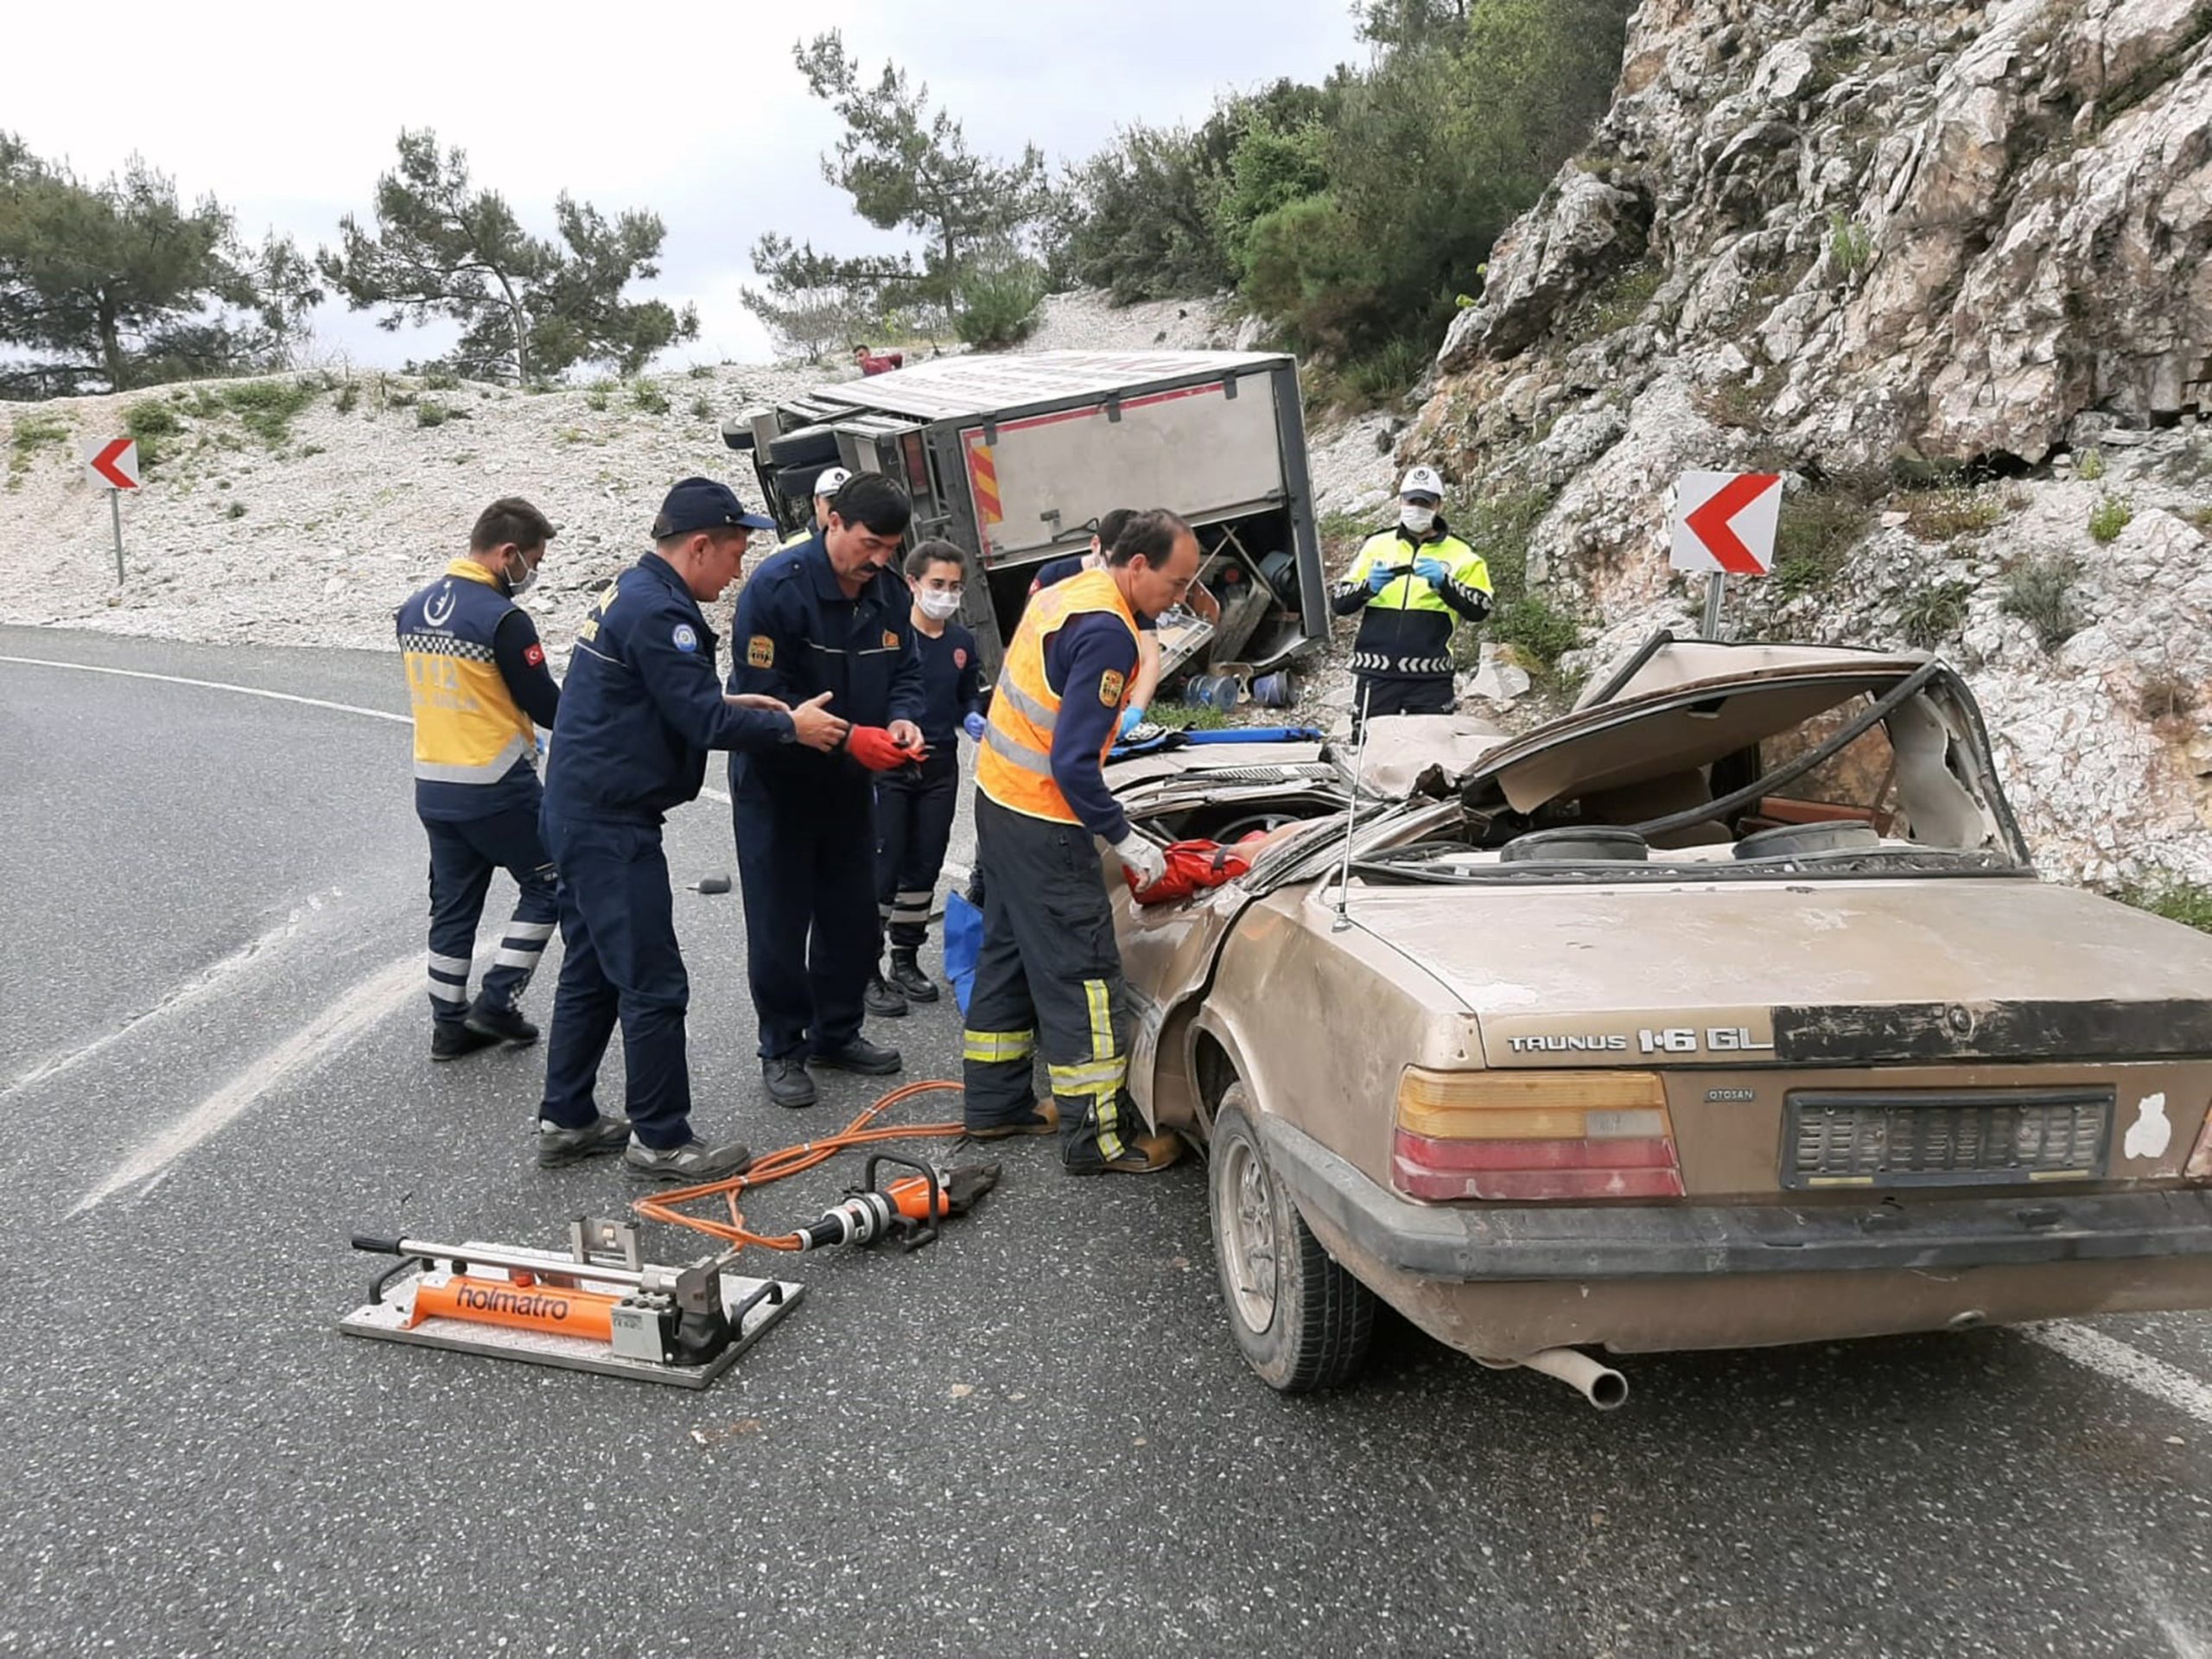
[766, 425, 840, 467]
[1208, 1087, 1376, 1392]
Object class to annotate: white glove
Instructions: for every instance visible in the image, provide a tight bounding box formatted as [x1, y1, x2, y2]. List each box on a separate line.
[1113, 832, 1166, 891]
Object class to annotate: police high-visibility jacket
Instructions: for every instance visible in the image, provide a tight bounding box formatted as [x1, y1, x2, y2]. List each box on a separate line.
[976, 568, 1140, 827]
[1330, 521, 1494, 679]
[397, 560, 539, 819]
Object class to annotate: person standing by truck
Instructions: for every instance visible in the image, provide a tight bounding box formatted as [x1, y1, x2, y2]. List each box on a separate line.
[961, 509, 1198, 1175]
[780, 467, 852, 549]
[1027, 508, 1219, 736]
[867, 540, 986, 1014]
[729, 472, 928, 1109]
[1332, 465, 1493, 721]
[396, 496, 564, 1061]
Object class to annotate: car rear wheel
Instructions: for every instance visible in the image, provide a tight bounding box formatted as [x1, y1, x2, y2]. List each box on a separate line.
[1209, 1088, 1376, 1392]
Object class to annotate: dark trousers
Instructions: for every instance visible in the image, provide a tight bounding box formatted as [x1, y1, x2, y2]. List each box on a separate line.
[961, 791, 1140, 1159]
[1351, 673, 1455, 726]
[734, 767, 877, 1060]
[875, 751, 959, 952]
[537, 811, 693, 1148]
[422, 804, 558, 1026]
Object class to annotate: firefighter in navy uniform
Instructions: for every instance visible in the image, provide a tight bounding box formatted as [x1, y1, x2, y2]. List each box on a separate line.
[961, 509, 1199, 1175]
[396, 497, 565, 1061]
[1332, 465, 1494, 721]
[535, 478, 849, 1179]
[728, 471, 928, 1110]
[867, 538, 987, 1015]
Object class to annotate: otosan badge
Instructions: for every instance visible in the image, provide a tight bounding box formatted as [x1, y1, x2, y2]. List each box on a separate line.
[747, 635, 774, 668]
[1099, 669, 1126, 706]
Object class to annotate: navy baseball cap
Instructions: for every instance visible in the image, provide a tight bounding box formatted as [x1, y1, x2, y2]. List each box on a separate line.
[652, 476, 776, 538]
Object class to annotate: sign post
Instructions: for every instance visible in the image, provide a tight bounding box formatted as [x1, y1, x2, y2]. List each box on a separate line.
[1669, 470, 1782, 640]
[82, 438, 142, 583]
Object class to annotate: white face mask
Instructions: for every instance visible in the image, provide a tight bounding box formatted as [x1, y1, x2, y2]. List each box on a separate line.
[915, 588, 963, 621]
[1399, 504, 1438, 536]
[505, 550, 540, 598]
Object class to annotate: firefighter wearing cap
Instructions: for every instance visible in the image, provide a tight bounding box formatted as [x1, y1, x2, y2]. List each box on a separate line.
[728, 471, 928, 1112]
[534, 476, 849, 1181]
[396, 496, 564, 1063]
[960, 508, 1199, 1175]
[780, 466, 853, 548]
[1332, 464, 1494, 721]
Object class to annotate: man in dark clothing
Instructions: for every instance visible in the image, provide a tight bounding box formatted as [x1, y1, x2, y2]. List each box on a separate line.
[728, 471, 928, 1109]
[396, 497, 565, 1061]
[1330, 464, 1494, 722]
[1028, 505, 1219, 735]
[868, 539, 987, 1015]
[537, 478, 848, 1179]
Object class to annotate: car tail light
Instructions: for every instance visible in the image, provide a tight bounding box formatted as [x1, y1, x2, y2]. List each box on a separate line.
[2189, 1107, 2212, 1181]
[1392, 1069, 1684, 1202]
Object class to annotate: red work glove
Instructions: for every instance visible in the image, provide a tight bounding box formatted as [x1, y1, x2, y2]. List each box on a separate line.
[846, 726, 928, 771]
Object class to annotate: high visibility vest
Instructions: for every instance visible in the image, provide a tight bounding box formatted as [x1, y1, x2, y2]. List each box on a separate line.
[976, 568, 1139, 823]
[397, 560, 536, 786]
[1345, 529, 1491, 617]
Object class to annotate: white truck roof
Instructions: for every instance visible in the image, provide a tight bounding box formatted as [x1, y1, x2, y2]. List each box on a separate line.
[805, 350, 1287, 423]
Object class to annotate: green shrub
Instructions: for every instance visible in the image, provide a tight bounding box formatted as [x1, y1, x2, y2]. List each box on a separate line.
[2077, 446, 2107, 481]
[955, 260, 1047, 349]
[2119, 878, 2212, 933]
[219, 379, 318, 447]
[1146, 700, 1229, 732]
[2000, 554, 2079, 650]
[584, 381, 612, 412]
[121, 400, 180, 472]
[7, 411, 70, 484]
[2088, 494, 2133, 543]
[1828, 211, 1874, 281]
[1338, 337, 1433, 407]
[416, 400, 450, 429]
[421, 368, 461, 391]
[1903, 487, 2004, 541]
[1488, 593, 1583, 671]
[1560, 259, 1663, 346]
[1770, 488, 1872, 597]
[334, 380, 360, 415]
[630, 379, 671, 415]
[1897, 579, 1973, 649]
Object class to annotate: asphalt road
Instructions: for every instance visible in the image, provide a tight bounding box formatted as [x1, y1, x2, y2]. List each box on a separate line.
[2, 624, 2209, 1659]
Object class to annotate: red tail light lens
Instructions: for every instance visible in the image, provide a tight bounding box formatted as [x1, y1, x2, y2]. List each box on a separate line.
[1392, 1069, 1684, 1202]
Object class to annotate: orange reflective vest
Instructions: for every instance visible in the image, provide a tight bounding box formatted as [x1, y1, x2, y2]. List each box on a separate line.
[976, 568, 1140, 823]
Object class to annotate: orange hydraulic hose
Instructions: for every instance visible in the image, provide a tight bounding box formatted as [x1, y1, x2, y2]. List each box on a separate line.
[631, 1079, 968, 1252]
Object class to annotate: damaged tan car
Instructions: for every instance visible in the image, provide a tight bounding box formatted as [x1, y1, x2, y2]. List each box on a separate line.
[1106, 638, 2212, 1403]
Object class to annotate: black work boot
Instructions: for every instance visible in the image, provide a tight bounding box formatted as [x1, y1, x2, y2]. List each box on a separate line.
[888, 948, 939, 1003]
[810, 1035, 902, 1076]
[763, 1053, 817, 1109]
[465, 1000, 539, 1045]
[535, 1113, 632, 1168]
[430, 1021, 499, 1062]
[864, 968, 908, 1018]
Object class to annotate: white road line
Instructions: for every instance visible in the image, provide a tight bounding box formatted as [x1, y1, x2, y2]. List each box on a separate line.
[68, 950, 425, 1216]
[0, 654, 410, 725]
[1, 900, 322, 1103]
[2022, 1321, 2212, 1430]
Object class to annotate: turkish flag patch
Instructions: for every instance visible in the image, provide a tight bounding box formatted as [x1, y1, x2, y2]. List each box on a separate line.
[523, 643, 545, 667]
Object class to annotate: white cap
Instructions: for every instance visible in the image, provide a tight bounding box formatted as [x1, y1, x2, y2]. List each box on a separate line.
[1399, 465, 1445, 499]
[814, 467, 854, 498]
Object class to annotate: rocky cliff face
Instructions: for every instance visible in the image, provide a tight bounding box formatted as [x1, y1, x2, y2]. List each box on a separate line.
[1408, 0, 2212, 887]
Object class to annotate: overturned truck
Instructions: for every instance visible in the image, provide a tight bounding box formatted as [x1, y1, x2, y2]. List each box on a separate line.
[723, 351, 1327, 684]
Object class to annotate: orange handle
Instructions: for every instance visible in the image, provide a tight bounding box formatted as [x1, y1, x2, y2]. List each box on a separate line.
[409, 1273, 620, 1343]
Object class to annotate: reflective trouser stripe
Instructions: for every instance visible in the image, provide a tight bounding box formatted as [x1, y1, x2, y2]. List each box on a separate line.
[963, 1028, 1037, 1065]
[428, 951, 472, 976]
[505, 920, 556, 944]
[1045, 978, 1128, 1159]
[493, 946, 543, 969]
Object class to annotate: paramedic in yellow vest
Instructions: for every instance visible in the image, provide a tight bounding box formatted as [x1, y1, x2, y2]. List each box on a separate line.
[960, 508, 1197, 1174]
[1332, 465, 1494, 721]
[395, 497, 564, 1062]
[780, 467, 852, 549]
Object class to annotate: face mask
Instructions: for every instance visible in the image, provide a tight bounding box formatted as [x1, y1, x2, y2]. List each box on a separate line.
[1400, 504, 1438, 536]
[505, 550, 539, 597]
[915, 588, 963, 621]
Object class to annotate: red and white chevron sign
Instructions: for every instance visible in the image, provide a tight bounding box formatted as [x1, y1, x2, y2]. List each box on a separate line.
[1670, 470, 1782, 575]
[83, 438, 142, 491]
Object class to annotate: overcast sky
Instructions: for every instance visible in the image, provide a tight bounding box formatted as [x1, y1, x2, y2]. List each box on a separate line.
[10, 0, 1370, 370]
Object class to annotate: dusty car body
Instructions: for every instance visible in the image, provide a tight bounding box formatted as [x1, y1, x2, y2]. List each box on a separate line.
[1105, 638, 2212, 1399]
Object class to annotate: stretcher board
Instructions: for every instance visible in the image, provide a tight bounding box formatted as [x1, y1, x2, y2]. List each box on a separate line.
[1154, 613, 1216, 684]
[339, 1245, 803, 1389]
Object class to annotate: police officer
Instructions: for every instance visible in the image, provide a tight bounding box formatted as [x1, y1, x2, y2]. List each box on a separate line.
[397, 496, 564, 1061]
[1332, 464, 1494, 721]
[961, 508, 1197, 1175]
[868, 538, 986, 1015]
[780, 467, 852, 549]
[536, 478, 848, 1178]
[729, 471, 926, 1109]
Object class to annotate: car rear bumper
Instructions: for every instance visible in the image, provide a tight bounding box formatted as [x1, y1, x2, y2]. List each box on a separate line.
[1259, 1116, 2212, 1281]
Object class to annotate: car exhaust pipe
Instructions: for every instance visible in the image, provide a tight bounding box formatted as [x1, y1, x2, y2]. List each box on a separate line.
[1515, 1346, 1630, 1410]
